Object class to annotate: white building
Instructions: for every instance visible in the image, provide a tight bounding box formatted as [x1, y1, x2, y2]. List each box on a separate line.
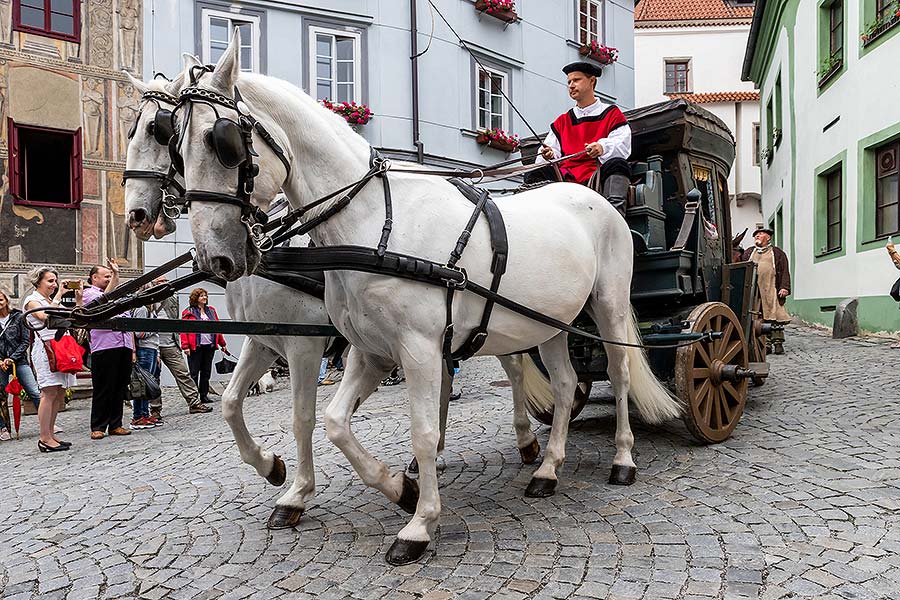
[744, 0, 900, 333]
[634, 0, 762, 240]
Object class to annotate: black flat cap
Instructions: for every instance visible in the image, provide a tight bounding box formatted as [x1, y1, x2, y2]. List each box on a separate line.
[563, 61, 603, 78]
[753, 226, 775, 237]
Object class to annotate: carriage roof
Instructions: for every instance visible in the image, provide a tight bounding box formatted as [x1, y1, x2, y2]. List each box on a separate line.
[624, 99, 736, 173]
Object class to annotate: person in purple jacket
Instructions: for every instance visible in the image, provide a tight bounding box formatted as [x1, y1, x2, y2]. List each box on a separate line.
[82, 259, 134, 440]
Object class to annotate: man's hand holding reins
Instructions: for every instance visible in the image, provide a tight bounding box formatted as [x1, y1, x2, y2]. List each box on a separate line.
[540, 145, 555, 161]
[585, 141, 605, 159]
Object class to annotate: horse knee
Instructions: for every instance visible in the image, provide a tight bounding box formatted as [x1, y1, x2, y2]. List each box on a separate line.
[221, 392, 242, 423]
[324, 411, 350, 447]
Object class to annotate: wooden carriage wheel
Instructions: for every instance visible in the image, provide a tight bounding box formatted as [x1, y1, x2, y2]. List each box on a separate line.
[676, 302, 748, 444]
[526, 382, 591, 426]
[746, 286, 768, 387]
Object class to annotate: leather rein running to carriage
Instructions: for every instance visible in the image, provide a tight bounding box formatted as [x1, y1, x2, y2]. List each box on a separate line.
[64, 82, 714, 367]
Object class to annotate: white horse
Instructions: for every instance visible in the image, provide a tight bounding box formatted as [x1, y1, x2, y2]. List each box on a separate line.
[123, 61, 548, 529]
[175, 36, 681, 565]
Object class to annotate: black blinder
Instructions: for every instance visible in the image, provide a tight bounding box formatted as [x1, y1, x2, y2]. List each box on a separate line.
[210, 118, 248, 169]
[151, 109, 175, 146]
[168, 136, 185, 176]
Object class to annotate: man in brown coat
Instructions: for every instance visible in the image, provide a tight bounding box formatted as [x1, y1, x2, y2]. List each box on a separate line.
[741, 227, 791, 354]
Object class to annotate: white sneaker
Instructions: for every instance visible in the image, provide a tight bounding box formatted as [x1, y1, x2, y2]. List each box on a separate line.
[0, 428, 10, 441]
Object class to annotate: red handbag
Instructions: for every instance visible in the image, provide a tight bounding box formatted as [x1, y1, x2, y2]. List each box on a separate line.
[46, 333, 85, 374]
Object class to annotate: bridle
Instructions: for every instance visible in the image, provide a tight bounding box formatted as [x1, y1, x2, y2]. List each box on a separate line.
[122, 90, 186, 220]
[171, 77, 293, 246]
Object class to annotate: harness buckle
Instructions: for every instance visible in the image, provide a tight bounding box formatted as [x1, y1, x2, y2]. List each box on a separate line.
[161, 190, 183, 219]
[444, 265, 468, 290]
[243, 216, 274, 252]
[373, 156, 392, 174]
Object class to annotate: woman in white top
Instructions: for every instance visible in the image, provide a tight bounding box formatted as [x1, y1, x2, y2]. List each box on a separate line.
[23, 266, 82, 452]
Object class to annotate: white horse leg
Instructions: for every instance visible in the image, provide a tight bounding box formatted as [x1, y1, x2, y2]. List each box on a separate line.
[267, 340, 324, 529]
[525, 333, 577, 497]
[323, 348, 415, 509]
[407, 367, 450, 474]
[498, 354, 541, 464]
[589, 302, 637, 486]
[387, 345, 444, 566]
[221, 339, 283, 484]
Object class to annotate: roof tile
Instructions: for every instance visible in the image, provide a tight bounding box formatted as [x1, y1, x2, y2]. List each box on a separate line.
[666, 91, 761, 103]
[635, 0, 754, 27]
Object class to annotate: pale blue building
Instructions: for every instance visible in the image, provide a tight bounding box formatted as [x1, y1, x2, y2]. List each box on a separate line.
[140, 0, 636, 381]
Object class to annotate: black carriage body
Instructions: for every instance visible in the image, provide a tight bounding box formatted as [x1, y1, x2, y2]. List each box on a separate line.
[567, 100, 759, 384]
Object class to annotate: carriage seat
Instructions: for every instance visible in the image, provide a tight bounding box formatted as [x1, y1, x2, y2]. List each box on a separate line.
[626, 156, 667, 254]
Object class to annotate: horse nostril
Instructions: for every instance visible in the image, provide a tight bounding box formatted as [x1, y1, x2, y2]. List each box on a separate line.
[212, 256, 235, 278]
[129, 209, 149, 225]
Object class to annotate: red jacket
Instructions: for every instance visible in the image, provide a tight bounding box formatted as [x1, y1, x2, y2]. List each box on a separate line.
[180, 306, 227, 351]
[551, 105, 629, 183]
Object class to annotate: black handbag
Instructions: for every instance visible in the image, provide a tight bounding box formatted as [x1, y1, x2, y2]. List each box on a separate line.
[891, 276, 900, 302]
[215, 355, 237, 375]
[127, 363, 161, 401]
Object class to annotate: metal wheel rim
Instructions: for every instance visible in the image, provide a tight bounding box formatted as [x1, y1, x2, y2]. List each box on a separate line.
[676, 302, 748, 443]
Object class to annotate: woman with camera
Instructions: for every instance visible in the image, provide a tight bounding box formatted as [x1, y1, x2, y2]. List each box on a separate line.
[23, 267, 81, 452]
[0, 288, 42, 440]
[181, 288, 229, 405]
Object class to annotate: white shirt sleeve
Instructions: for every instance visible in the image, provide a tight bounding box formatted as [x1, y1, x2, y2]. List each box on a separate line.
[535, 129, 562, 165]
[598, 124, 632, 162]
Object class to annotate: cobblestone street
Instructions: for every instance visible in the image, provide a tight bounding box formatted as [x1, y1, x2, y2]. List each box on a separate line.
[1, 325, 899, 599]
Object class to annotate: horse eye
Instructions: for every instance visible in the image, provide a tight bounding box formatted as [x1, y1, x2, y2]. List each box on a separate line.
[204, 129, 214, 148]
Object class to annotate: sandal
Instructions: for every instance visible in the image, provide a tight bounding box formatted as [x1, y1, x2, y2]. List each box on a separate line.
[891, 342, 900, 349]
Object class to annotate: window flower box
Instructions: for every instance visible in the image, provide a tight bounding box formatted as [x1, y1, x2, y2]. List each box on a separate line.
[579, 41, 619, 65]
[322, 99, 373, 125]
[474, 0, 518, 24]
[476, 128, 519, 153]
[816, 52, 843, 87]
[861, 5, 900, 46]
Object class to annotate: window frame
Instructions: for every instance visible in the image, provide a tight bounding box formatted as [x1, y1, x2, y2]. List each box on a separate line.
[875, 140, 900, 239]
[577, 0, 604, 46]
[825, 168, 842, 252]
[664, 59, 691, 94]
[475, 65, 509, 133]
[308, 25, 362, 104]
[752, 122, 761, 166]
[12, 0, 80, 43]
[201, 8, 261, 73]
[8, 118, 83, 210]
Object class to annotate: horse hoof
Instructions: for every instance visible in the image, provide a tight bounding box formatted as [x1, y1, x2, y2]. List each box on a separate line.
[267, 505, 304, 530]
[525, 477, 557, 498]
[385, 538, 430, 566]
[396, 475, 420, 514]
[407, 457, 419, 473]
[265, 455, 286, 486]
[519, 438, 540, 464]
[609, 464, 637, 486]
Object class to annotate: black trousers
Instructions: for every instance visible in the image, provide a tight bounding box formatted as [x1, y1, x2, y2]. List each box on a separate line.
[523, 157, 632, 189]
[90, 347, 132, 432]
[188, 345, 216, 402]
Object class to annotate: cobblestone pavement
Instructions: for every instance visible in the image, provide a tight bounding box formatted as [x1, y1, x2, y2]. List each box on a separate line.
[1, 325, 899, 599]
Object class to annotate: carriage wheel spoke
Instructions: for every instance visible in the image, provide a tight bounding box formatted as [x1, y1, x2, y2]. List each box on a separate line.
[718, 387, 733, 424]
[696, 379, 712, 421]
[722, 340, 743, 363]
[723, 381, 741, 406]
[692, 367, 710, 379]
[695, 344, 713, 368]
[710, 387, 722, 429]
[717, 322, 734, 356]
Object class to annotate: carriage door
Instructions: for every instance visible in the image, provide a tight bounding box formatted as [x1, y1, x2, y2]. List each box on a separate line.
[692, 163, 724, 300]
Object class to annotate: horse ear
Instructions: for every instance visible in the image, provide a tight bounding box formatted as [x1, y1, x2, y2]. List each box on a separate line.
[124, 70, 149, 94]
[209, 28, 241, 92]
[167, 53, 202, 94]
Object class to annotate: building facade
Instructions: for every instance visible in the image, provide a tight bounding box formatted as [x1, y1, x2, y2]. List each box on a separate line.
[744, 0, 900, 332]
[141, 0, 638, 368]
[634, 0, 763, 239]
[0, 0, 144, 301]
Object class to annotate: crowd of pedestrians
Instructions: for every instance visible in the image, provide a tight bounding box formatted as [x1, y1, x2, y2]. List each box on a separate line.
[0, 262, 233, 452]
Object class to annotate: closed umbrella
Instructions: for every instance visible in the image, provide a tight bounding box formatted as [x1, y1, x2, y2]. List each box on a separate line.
[5, 363, 23, 439]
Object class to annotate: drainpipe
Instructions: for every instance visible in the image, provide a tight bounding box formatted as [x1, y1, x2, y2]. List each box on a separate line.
[410, 0, 424, 163]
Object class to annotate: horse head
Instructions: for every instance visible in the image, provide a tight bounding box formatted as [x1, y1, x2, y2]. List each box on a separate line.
[123, 55, 199, 240]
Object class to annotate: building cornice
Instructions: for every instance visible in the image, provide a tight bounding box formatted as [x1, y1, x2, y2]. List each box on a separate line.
[0, 46, 133, 81]
[636, 18, 753, 29]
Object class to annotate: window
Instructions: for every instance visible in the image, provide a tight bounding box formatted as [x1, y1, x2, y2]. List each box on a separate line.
[310, 27, 361, 103]
[876, 0, 893, 21]
[876, 141, 900, 237]
[665, 60, 690, 94]
[8, 119, 82, 209]
[202, 9, 259, 72]
[764, 98, 774, 163]
[829, 1, 843, 58]
[752, 122, 761, 166]
[13, 0, 79, 42]
[825, 169, 842, 252]
[477, 67, 507, 131]
[773, 73, 782, 146]
[578, 0, 603, 46]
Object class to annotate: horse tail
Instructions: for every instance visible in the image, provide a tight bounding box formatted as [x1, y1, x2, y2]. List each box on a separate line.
[519, 353, 554, 416]
[624, 308, 682, 424]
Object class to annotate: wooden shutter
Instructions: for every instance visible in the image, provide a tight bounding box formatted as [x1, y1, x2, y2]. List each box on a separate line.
[71, 127, 83, 205]
[8, 117, 20, 199]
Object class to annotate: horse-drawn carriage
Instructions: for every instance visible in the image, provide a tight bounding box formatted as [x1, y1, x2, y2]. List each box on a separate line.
[522, 99, 769, 444]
